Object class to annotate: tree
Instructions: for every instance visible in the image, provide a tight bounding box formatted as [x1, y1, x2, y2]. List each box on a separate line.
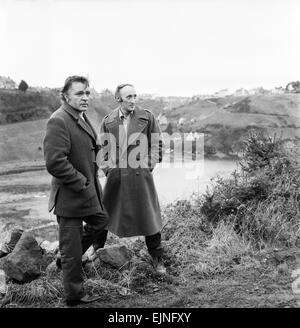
[285, 81, 300, 93]
[18, 80, 29, 92]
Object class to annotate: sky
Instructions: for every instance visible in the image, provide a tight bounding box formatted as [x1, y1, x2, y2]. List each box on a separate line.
[0, 0, 299, 96]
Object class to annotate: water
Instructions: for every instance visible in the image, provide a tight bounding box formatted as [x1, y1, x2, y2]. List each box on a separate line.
[153, 159, 239, 204]
[0, 159, 239, 237]
[100, 159, 239, 205]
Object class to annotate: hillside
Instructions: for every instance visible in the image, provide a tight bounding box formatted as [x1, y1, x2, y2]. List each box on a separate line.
[165, 94, 300, 154]
[0, 89, 299, 163]
[0, 106, 106, 163]
[0, 88, 115, 125]
[0, 89, 61, 124]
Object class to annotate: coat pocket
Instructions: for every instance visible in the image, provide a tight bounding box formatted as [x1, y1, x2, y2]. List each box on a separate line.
[81, 182, 97, 200]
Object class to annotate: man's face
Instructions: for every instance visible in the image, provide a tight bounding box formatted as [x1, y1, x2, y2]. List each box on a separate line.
[119, 85, 137, 113]
[66, 81, 90, 111]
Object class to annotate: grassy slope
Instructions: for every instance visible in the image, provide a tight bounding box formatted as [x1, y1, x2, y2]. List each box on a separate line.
[0, 108, 104, 163]
[0, 119, 48, 162]
[167, 94, 300, 131]
[164, 94, 300, 154]
[0, 89, 166, 164]
[0, 92, 299, 164]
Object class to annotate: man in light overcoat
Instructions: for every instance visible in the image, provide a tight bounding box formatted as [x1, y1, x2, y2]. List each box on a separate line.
[95, 83, 166, 274]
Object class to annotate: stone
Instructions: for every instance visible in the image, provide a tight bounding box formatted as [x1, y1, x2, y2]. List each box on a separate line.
[0, 228, 24, 253]
[40, 240, 59, 254]
[45, 260, 60, 277]
[2, 232, 43, 282]
[0, 259, 4, 271]
[96, 245, 133, 269]
[85, 246, 98, 262]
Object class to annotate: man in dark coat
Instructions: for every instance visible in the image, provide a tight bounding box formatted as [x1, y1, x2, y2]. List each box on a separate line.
[95, 83, 166, 274]
[43, 76, 108, 306]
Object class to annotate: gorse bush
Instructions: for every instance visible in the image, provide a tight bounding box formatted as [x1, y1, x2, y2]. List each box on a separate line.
[199, 130, 300, 248]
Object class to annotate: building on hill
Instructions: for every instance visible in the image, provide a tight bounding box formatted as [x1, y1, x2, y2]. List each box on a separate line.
[139, 93, 159, 100]
[0, 76, 17, 89]
[270, 87, 285, 94]
[213, 89, 232, 97]
[191, 94, 213, 100]
[249, 87, 269, 95]
[235, 88, 249, 96]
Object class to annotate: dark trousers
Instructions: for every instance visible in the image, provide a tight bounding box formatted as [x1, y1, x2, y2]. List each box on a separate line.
[57, 212, 108, 301]
[93, 231, 163, 258]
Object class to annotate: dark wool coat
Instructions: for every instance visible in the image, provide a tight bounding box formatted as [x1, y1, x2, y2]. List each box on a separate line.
[43, 102, 104, 217]
[98, 106, 164, 237]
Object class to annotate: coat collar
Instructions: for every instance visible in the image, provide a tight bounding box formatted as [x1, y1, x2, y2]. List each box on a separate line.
[62, 102, 97, 142]
[62, 102, 81, 119]
[105, 105, 149, 158]
[106, 105, 148, 124]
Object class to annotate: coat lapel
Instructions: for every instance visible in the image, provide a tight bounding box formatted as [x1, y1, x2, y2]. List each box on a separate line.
[62, 103, 96, 141]
[105, 106, 149, 160]
[127, 106, 148, 146]
[105, 107, 121, 141]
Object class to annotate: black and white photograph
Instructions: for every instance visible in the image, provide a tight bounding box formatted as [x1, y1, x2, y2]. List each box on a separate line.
[0, 0, 300, 313]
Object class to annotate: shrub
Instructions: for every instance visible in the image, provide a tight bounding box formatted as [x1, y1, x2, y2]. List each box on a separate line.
[18, 80, 29, 92]
[199, 130, 300, 248]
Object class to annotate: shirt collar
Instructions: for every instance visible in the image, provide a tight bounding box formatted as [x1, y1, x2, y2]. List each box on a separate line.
[119, 107, 133, 120]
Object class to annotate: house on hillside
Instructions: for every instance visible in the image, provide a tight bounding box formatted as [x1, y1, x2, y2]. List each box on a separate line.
[214, 89, 232, 97]
[249, 87, 269, 95]
[191, 94, 213, 100]
[0, 76, 17, 89]
[270, 87, 285, 94]
[235, 88, 249, 96]
[139, 93, 159, 100]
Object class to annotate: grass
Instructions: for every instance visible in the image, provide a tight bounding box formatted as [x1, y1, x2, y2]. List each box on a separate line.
[199, 131, 300, 248]
[1, 130, 300, 307]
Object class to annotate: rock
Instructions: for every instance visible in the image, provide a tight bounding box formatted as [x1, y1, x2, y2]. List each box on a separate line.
[96, 245, 133, 269]
[84, 246, 98, 262]
[45, 260, 60, 277]
[273, 249, 300, 265]
[0, 259, 4, 271]
[0, 227, 24, 253]
[40, 240, 59, 254]
[84, 258, 102, 277]
[2, 232, 43, 282]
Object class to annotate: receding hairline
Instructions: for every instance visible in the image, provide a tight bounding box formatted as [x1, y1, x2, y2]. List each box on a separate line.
[119, 84, 136, 94]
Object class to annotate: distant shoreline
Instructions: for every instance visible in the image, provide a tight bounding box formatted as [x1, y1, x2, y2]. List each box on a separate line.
[0, 155, 239, 176]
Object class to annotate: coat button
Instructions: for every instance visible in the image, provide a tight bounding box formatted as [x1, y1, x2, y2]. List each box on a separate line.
[91, 146, 96, 150]
[136, 171, 140, 176]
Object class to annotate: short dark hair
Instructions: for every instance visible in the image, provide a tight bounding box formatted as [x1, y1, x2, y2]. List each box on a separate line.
[114, 83, 134, 102]
[61, 75, 89, 102]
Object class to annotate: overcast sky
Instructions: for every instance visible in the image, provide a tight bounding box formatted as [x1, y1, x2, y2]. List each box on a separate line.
[0, 0, 299, 96]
